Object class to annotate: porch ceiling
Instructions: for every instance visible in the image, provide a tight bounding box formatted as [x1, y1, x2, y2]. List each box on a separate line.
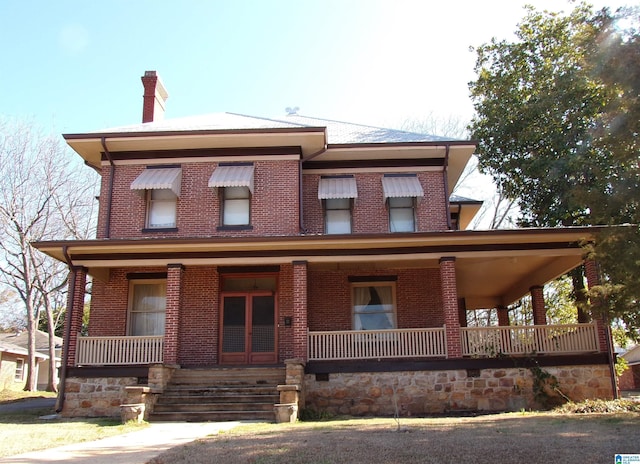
[34, 227, 601, 309]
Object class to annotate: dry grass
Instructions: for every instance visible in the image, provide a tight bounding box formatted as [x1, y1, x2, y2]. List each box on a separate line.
[0, 392, 148, 458]
[148, 412, 640, 464]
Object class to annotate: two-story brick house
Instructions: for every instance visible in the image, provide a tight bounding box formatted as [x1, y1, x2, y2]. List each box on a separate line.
[34, 71, 614, 420]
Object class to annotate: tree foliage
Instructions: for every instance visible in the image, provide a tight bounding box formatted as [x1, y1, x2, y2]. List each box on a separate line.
[468, 4, 640, 337]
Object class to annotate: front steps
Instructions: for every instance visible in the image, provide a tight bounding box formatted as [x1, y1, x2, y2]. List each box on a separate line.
[149, 366, 285, 422]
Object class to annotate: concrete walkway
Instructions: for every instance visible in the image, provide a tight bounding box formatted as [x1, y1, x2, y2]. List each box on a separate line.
[0, 421, 242, 464]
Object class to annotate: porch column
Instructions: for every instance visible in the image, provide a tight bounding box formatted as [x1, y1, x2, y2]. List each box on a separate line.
[440, 257, 461, 358]
[530, 286, 546, 325]
[497, 305, 510, 326]
[65, 266, 88, 368]
[585, 260, 608, 352]
[292, 260, 308, 361]
[164, 264, 184, 366]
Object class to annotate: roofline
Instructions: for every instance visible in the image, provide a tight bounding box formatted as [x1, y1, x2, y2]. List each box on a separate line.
[62, 125, 328, 141]
[327, 140, 477, 149]
[33, 226, 603, 251]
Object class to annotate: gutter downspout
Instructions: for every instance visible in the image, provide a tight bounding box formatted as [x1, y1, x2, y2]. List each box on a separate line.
[298, 145, 327, 234]
[443, 144, 453, 230]
[101, 137, 115, 238]
[56, 246, 75, 413]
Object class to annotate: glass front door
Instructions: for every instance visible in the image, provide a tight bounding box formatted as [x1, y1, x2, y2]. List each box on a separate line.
[220, 292, 276, 364]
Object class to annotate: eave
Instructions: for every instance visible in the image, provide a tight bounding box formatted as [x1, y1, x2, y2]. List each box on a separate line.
[33, 227, 601, 310]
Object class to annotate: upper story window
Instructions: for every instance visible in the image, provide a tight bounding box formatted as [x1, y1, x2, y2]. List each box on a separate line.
[318, 176, 357, 235]
[128, 280, 166, 336]
[130, 166, 181, 231]
[382, 174, 424, 233]
[209, 163, 254, 229]
[222, 186, 250, 225]
[147, 189, 178, 228]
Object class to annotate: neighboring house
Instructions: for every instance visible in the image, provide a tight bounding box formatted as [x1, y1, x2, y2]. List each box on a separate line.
[33, 71, 615, 420]
[0, 331, 61, 391]
[619, 345, 640, 391]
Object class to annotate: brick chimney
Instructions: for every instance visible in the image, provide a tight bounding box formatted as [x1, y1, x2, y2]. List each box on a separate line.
[141, 70, 169, 123]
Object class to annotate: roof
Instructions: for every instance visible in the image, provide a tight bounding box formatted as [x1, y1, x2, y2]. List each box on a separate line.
[621, 345, 640, 365]
[0, 330, 62, 360]
[85, 112, 456, 145]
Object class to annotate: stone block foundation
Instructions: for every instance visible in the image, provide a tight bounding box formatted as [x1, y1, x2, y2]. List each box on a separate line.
[62, 376, 139, 418]
[304, 365, 613, 416]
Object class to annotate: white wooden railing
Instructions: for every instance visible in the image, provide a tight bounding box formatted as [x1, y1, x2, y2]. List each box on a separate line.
[461, 323, 599, 357]
[308, 328, 447, 361]
[75, 335, 164, 366]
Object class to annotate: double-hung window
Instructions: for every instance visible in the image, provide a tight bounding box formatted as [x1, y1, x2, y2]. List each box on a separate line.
[222, 186, 250, 226]
[14, 359, 25, 381]
[382, 174, 423, 233]
[209, 163, 254, 229]
[318, 176, 357, 235]
[130, 166, 182, 231]
[352, 283, 396, 330]
[128, 280, 167, 336]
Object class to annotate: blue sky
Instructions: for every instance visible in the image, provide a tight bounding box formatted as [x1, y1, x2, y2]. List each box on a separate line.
[0, 0, 628, 135]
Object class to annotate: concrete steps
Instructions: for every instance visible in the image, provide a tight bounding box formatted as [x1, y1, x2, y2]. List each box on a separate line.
[149, 366, 285, 422]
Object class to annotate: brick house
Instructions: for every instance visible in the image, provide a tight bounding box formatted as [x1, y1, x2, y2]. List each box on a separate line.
[34, 71, 615, 420]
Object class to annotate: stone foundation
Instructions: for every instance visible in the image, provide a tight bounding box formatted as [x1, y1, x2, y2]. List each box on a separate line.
[62, 376, 139, 418]
[304, 365, 613, 416]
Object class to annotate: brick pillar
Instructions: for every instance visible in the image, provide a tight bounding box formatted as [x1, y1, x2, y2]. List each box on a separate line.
[65, 267, 87, 367]
[497, 305, 510, 326]
[585, 260, 608, 352]
[530, 286, 546, 325]
[458, 298, 468, 328]
[164, 264, 184, 366]
[292, 261, 308, 361]
[440, 257, 461, 358]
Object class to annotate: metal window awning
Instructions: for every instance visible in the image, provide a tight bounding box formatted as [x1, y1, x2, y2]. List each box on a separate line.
[382, 175, 424, 199]
[208, 164, 255, 193]
[130, 168, 182, 196]
[318, 176, 358, 200]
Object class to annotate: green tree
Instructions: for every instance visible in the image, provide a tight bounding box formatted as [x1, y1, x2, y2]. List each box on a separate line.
[468, 4, 639, 337]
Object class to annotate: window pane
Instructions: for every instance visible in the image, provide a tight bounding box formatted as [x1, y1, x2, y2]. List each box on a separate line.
[149, 201, 177, 228]
[130, 282, 166, 336]
[326, 209, 351, 234]
[148, 189, 177, 228]
[388, 197, 414, 208]
[325, 198, 351, 210]
[353, 285, 395, 330]
[390, 208, 415, 232]
[224, 198, 250, 225]
[225, 186, 250, 200]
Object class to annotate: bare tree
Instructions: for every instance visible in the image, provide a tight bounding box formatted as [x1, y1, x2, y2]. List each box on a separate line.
[0, 117, 97, 391]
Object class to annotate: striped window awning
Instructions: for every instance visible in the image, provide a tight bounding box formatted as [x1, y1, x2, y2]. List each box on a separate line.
[130, 167, 181, 196]
[318, 176, 358, 200]
[382, 175, 424, 199]
[208, 164, 255, 193]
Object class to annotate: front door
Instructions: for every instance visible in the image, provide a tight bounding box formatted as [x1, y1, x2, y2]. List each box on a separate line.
[220, 292, 276, 364]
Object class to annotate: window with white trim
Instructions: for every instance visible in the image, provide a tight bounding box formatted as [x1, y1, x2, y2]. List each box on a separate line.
[388, 196, 416, 232]
[128, 280, 166, 336]
[146, 189, 177, 229]
[352, 283, 396, 330]
[14, 358, 25, 381]
[324, 198, 352, 234]
[222, 186, 251, 226]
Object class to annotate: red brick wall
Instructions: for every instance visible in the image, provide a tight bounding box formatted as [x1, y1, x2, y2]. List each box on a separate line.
[302, 171, 448, 234]
[278, 264, 295, 362]
[98, 160, 300, 239]
[178, 266, 219, 366]
[307, 267, 444, 331]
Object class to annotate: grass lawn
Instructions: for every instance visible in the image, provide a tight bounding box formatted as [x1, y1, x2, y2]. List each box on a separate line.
[148, 411, 640, 464]
[0, 391, 148, 458]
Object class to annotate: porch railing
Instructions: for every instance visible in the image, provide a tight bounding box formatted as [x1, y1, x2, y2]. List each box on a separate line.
[460, 323, 599, 357]
[308, 328, 447, 361]
[75, 335, 164, 366]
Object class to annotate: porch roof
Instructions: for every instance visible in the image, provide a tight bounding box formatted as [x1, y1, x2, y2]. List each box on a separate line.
[33, 226, 603, 310]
